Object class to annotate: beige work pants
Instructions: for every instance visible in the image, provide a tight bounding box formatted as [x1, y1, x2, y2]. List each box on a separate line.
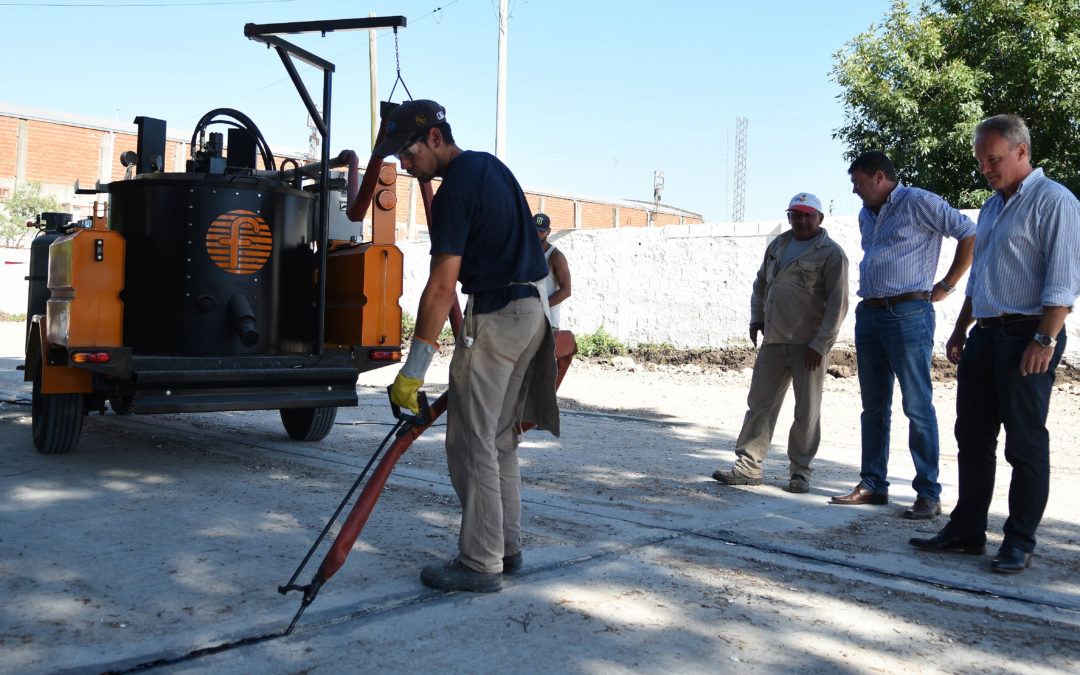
[732, 343, 826, 479]
[446, 296, 548, 573]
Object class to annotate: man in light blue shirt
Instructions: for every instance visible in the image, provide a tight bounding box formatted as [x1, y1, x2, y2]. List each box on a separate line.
[911, 114, 1080, 574]
[832, 152, 976, 520]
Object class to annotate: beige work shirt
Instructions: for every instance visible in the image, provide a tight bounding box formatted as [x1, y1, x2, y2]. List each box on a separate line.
[750, 227, 849, 356]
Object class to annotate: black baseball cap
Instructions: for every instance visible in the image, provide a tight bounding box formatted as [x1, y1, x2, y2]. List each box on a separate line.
[534, 213, 551, 231]
[373, 99, 446, 158]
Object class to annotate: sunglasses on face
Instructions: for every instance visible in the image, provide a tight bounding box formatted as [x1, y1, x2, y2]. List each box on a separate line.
[397, 133, 428, 160]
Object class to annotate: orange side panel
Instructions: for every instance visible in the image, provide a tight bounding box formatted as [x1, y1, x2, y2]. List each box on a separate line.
[37, 317, 93, 394]
[324, 244, 403, 348]
[46, 229, 125, 348]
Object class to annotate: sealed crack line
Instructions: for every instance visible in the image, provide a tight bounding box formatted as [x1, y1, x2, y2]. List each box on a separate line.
[691, 527, 1080, 619]
[80, 530, 690, 675]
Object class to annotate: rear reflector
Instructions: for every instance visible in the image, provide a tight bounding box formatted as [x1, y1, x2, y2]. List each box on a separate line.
[71, 351, 110, 363]
[370, 351, 401, 362]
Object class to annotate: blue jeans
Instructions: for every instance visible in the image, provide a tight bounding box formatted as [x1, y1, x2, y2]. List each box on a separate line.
[854, 299, 941, 500]
[946, 321, 1065, 553]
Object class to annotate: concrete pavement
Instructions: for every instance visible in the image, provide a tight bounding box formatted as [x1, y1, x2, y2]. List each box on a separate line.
[2, 321, 1079, 673]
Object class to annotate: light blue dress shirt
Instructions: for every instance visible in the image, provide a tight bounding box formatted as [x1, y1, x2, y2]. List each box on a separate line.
[966, 168, 1080, 318]
[858, 184, 976, 298]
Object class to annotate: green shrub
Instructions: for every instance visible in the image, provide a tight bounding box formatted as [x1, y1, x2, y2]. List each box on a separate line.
[576, 326, 627, 358]
[402, 311, 455, 346]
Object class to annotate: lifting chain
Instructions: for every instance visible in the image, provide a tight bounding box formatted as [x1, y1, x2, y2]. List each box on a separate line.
[386, 27, 413, 103]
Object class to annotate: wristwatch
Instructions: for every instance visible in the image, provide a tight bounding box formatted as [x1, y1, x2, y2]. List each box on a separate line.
[1033, 333, 1056, 348]
[938, 279, 956, 293]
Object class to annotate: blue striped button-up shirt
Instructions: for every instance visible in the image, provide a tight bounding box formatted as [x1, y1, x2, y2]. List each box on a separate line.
[858, 184, 976, 298]
[966, 168, 1080, 318]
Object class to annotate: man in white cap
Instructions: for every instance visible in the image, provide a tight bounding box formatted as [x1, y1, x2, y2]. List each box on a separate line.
[712, 192, 849, 493]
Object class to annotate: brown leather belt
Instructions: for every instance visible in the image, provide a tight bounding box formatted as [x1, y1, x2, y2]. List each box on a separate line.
[863, 292, 931, 308]
[976, 314, 1041, 328]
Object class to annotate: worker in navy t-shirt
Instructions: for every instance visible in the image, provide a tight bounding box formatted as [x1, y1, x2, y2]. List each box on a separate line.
[378, 99, 559, 593]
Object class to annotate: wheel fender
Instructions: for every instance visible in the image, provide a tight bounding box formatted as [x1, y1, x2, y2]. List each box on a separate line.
[24, 320, 41, 383]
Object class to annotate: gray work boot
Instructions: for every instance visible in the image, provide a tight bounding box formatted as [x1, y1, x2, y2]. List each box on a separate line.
[421, 557, 502, 593]
[786, 474, 810, 493]
[502, 551, 523, 575]
[711, 467, 763, 486]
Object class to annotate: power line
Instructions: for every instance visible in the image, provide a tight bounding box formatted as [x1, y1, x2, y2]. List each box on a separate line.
[0, 1, 296, 6]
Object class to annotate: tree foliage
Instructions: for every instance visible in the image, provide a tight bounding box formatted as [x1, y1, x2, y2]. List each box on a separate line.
[0, 182, 62, 247]
[832, 0, 1080, 208]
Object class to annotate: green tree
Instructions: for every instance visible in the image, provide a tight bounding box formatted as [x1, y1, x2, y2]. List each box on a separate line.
[832, 0, 1080, 208]
[0, 182, 62, 247]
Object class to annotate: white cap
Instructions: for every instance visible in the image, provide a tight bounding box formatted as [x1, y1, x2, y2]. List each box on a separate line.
[787, 192, 823, 214]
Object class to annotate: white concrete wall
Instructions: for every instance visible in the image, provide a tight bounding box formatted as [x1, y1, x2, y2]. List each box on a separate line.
[398, 216, 1080, 361]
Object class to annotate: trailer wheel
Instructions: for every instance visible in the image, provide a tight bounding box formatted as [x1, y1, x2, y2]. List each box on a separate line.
[32, 370, 85, 454]
[280, 407, 337, 441]
[109, 395, 135, 415]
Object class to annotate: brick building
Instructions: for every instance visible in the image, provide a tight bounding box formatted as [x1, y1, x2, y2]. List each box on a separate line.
[0, 102, 702, 240]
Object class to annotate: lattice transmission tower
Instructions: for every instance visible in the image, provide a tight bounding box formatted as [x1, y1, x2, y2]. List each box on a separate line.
[732, 116, 748, 223]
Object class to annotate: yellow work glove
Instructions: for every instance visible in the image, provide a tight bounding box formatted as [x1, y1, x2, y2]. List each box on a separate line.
[390, 372, 423, 414]
[390, 337, 437, 414]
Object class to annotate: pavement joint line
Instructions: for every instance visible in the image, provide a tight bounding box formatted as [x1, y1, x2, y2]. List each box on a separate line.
[82, 530, 693, 675]
[690, 527, 1080, 618]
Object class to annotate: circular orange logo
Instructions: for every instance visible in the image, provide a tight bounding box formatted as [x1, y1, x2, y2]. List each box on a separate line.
[205, 210, 272, 274]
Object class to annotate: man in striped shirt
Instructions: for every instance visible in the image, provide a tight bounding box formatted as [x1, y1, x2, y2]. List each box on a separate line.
[911, 114, 1080, 573]
[831, 152, 976, 520]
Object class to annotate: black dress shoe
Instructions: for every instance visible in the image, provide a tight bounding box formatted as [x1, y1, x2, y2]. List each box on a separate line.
[904, 496, 941, 520]
[991, 545, 1033, 574]
[909, 531, 986, 555]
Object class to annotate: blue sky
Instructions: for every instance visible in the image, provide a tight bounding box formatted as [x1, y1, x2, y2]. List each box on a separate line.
[1, 0, 895, 223]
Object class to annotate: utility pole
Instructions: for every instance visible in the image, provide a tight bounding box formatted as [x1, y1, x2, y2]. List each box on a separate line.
[652, 170, 664, 226]
[495, 0, 508, 160]
[369, 12, 378, 150]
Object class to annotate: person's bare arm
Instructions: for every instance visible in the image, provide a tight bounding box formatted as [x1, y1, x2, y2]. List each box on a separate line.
[1021, 305, 1070, 375]
[414, 253, 462, 343]
[932, 234, 975, 302]
[547, 248, 572, 307]
[946, 295, 975, 364]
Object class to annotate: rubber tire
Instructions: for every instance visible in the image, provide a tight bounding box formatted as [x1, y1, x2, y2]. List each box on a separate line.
[280, 407, 337, 442]
[32, 371, 85, 454]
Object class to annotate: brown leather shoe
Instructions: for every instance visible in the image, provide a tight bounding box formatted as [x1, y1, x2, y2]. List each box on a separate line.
[904, 496, 941, 519]
[830, 485, 888, 505]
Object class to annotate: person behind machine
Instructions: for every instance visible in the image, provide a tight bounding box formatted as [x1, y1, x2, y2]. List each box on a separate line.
[533, 213, 571, 330]
[381, 99, 559, 593]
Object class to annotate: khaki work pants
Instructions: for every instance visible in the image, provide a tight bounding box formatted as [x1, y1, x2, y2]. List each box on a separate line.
[446, 296, 548, 573]
[732, 343, 826, 479]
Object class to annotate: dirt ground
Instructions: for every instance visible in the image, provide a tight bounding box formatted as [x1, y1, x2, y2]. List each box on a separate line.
[616, 344, 1080, 384]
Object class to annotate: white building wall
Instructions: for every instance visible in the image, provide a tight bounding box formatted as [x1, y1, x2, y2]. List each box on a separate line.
[398, 214, 1080, 361]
